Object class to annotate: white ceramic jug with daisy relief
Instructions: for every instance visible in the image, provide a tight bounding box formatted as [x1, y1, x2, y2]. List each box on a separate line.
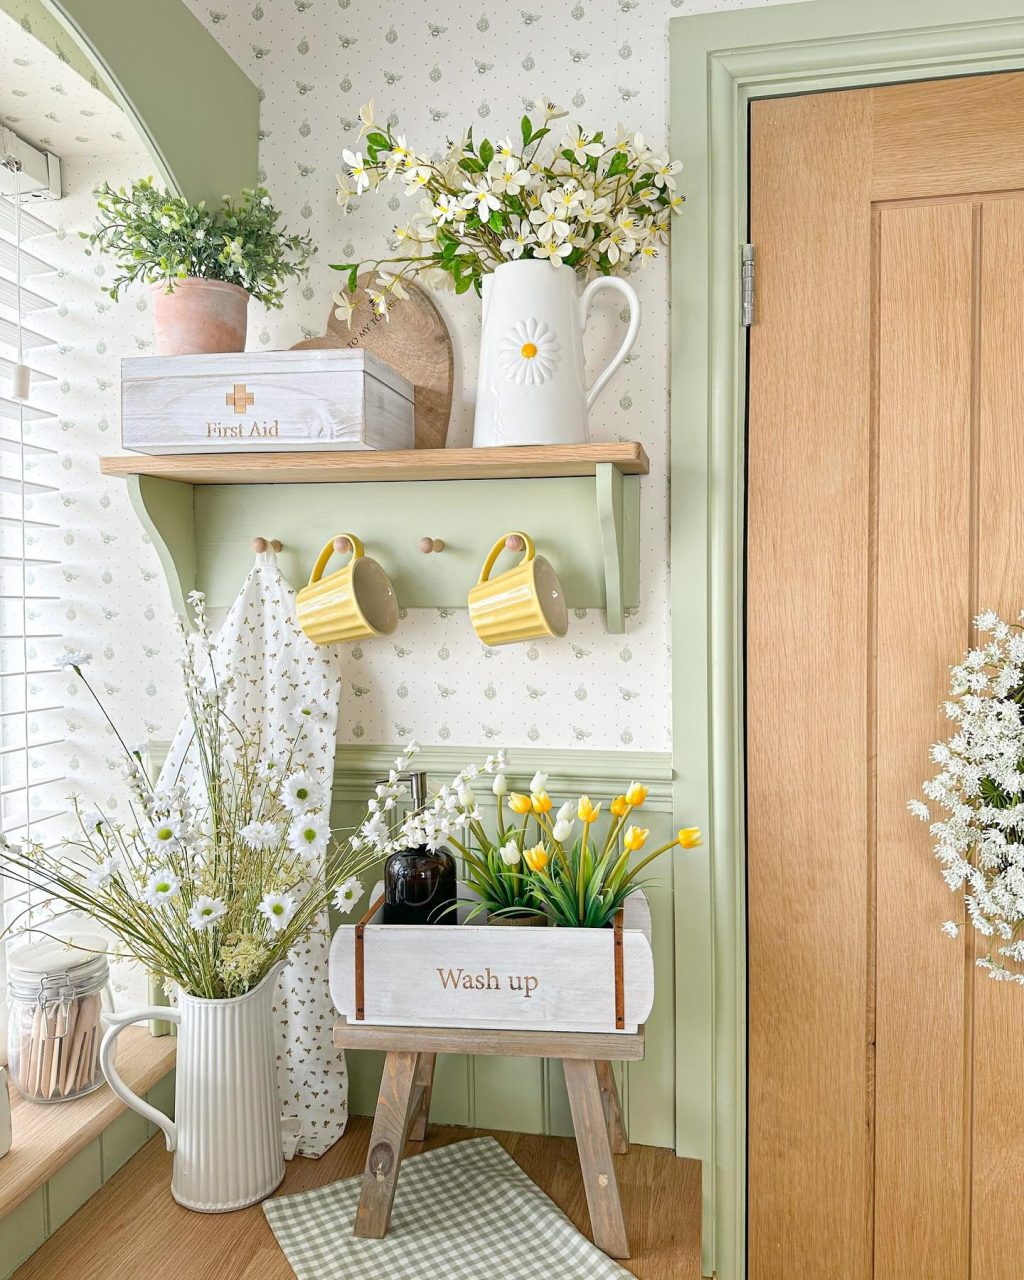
[472, 259, 640, 448]
[100, 962, 286, 1212]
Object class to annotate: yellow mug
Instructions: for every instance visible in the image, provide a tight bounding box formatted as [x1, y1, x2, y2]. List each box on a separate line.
[296, 534, 399, 645]
[468, 532, 568, 647]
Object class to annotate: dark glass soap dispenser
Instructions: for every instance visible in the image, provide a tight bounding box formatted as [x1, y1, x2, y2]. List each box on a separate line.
[382, 771, 457, 925]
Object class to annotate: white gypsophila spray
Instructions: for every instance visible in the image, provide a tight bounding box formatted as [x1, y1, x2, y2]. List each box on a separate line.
[912, 610, 1024, 982]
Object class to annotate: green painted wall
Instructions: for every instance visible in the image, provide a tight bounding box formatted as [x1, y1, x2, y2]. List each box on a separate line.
[37, 0, 259, 202]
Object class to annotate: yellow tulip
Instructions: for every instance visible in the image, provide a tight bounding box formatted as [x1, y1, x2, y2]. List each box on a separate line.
[610, 795, 629, 818]
[531, 790, 553, 815]
[625, 781, 648, 808]
[523, 842, 549, 872]
[508, 792, 532, 815]
[677, 826, 703, 849]
[623, 825, 649, 852]
[578, 796, 601, 823]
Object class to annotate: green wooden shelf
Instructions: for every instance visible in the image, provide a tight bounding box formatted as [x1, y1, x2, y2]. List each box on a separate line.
[100, 444, 649, 632]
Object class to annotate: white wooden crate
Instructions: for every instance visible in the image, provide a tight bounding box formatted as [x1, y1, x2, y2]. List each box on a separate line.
[120, 348, 415, 454]
[329, 883, 654, 1034]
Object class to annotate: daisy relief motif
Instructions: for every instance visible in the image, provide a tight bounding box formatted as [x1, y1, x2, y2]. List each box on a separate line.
[498, 319, 560, 386]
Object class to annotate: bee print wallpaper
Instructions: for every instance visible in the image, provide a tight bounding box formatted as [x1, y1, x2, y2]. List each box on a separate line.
[181, 0, 808, 755]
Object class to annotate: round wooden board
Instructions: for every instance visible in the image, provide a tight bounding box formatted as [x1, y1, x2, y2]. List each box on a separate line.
[292, 272, 454, 450]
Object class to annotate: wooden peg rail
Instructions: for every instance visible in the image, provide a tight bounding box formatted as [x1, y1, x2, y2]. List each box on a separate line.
[101, 443, 648, 632]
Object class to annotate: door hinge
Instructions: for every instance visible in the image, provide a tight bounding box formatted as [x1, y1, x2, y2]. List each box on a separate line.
[741, 243, 755, 327]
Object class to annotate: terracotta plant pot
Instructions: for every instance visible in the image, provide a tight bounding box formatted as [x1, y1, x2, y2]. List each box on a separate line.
[150, 278, 249, 356]
[487, 911, 548, 927]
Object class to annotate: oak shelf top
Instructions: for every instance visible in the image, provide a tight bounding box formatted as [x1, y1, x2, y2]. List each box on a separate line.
[2, 1026, 175, 1220]
[98, 442, 650, 486]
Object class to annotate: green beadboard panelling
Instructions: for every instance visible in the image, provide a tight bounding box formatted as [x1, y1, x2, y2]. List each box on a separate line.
[46, 1141, 102, 1234]
[40, 0, 259, 204]
[472, 1057, 546, 1135]
[670, 4, 1024, 1274]
[0, 1188, 47, 1280]
[144, 1071, 176, 1140]
[101, 1108, 150, 1180]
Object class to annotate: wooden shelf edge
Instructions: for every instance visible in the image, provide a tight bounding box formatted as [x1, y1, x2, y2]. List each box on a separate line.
[1, 1026, 175, 1221]
[99, 442, 651, 486]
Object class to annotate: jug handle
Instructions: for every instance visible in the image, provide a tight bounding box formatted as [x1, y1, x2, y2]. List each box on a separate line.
[308, 533, 364, 587]
[100, 1006, 180, 1151]
[578, 276, 641, 411]
[477, 531, 535, 584]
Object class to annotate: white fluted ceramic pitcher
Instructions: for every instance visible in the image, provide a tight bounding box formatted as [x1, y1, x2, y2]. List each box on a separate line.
[99, 963, 285, 1212]
[472, 259, 640, 448]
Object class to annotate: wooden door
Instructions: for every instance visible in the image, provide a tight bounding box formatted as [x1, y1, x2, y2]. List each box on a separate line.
[747, 72, 1024, 1280]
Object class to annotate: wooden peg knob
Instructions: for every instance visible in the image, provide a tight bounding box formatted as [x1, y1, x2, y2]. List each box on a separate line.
[251, 537, 283, 553]
[270, 539, 282, 553]
[505, 534, 526, 553]
[333, 536, 352, 554]
[418, 537, 445, 554]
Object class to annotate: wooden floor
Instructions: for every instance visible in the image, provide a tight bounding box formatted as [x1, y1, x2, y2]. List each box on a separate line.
[14, 1116, 702, 1280]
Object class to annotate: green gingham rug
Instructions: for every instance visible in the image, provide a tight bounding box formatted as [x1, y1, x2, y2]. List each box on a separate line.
[263, 1136, 632, 1279]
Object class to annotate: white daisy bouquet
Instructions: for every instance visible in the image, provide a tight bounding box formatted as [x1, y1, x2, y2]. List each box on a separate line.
[912, 609, 1024, 983]
[330, 95, 683, 321]
[0, 594, 400, 1000]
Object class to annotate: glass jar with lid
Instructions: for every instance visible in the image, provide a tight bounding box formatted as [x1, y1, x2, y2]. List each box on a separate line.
[6, 933, 114, 1103]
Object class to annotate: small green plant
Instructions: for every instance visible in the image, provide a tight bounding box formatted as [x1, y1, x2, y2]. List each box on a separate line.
[82, 178, 314, 307]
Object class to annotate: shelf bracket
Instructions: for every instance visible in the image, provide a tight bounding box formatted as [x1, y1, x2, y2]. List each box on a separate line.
[126, 474, 197, 620]
[596, 462, 626, 633]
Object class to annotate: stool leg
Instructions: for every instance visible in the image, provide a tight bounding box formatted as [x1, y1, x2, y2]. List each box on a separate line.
[353, 1050, 420, 1239]
[408, 1052, 436, 1143]
[564, 1058, 630, 1259]
[595, 1060, 629, 1154]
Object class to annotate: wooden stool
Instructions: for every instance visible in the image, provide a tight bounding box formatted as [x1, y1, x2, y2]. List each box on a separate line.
[332, 1021, 643, 1259]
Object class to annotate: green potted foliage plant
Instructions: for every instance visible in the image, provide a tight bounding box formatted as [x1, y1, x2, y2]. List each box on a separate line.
[83, 179, 315, 356]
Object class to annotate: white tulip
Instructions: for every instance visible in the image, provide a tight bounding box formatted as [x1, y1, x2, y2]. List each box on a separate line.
[552, 818, 575, 843]
[492, 773, 508, 797]
[530, 771, 548, 795]
[556, 800, 575, 823]
[458, 784, 476, 808]
[499, 840, 521, 866]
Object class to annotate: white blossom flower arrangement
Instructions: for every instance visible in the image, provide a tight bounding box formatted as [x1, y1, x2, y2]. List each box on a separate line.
[912, 610, 1024, 983]
[331, 96, 684, 322]
[0, 595, 400, 1000]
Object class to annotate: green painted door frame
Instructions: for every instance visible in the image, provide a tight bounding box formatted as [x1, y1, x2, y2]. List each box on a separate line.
[669, 2, 1024, 1275]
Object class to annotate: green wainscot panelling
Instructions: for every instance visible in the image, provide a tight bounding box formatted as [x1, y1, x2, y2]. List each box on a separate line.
[0, 1188, 46, 1280]
[331, 744, 676, 1145]
[47, 1142, 102, 1234]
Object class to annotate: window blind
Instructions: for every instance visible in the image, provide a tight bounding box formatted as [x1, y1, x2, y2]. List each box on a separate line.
[0, 137, 60, 1054]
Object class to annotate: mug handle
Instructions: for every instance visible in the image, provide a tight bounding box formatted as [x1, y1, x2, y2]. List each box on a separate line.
[99, 1006, 180, 1151]
[578, 276, 641, 411]
[477, 531, 536, 584]
[308, 533, 364, 588]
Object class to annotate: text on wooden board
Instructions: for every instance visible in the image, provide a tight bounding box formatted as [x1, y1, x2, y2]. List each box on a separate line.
[437, 966, 539, 998]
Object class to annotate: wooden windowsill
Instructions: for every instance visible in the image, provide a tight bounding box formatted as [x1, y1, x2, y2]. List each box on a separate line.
[1, 1027, 175, 1221]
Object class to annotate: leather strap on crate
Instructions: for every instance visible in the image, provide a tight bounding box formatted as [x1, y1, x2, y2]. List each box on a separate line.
[354, 894, 385, 1022]
[613, 907, 625, 1031]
